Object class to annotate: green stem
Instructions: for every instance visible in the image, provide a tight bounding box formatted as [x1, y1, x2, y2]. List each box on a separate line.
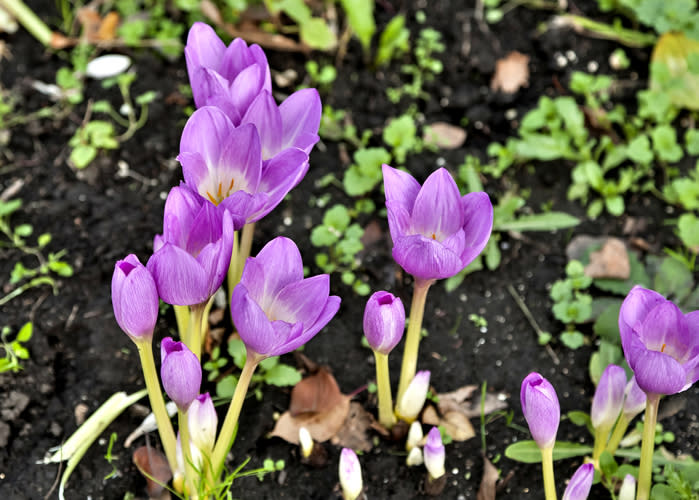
[606, 414, 630, 455]
[541, 446, 557, 500]
[636, 394, 660, 500]
[136, 340, 177, 473]
[592, 424, 612, 464]
[210, 353, 259, 478]
[174, 305, 190, 342]
[373, 351, 396, 429]
[187, 303, 206, 361]
[0, 0, 53, 46]
[236, 222, 255, 284]
[227, 230, 240, 308]
[396, 278, 433, 403]
[179, 410, 197, 496]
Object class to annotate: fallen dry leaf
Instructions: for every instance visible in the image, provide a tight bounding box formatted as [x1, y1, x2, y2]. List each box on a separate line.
[437, 385, 508, 418]
[477, 454, 500, 500]
[132, 446, 172, 499]
[422, 405, 476, 442]
[423, 122, 467, 149]
[270, 395, 350, 444]
[330, 402, 374, 452]
[290, 367, 344, 415]
[491, 51, 530, 94]
[584, 237, 630, 279]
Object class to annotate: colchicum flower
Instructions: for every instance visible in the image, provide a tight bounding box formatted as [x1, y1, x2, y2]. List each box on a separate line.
[178, 107, 309, 224]
[591, 364, 626, 430]
[147, 185, 235, 306]
[618, 474, 636, 500]
[423, 427, 446, 480]
[382, 164, 493, 281]
[160, 337, 202, 410]
[185, 22, 271, 124]
[188, 393, 217, 455]
[562, 463, 594, 500]
[231, 236, 341, 359]
[521, 372, 560, 450]
[339, 448, 363, 500]
[395, 370, 430, 422]
[622, 376, 647, 421]
[363, 290, 405, 355]
[406, 421, 424, 452]
[618, 285, 699, 395]
[111, 254, 159, 342]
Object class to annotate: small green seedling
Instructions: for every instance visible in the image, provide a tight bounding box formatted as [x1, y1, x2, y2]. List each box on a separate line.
[0, 322, 33, 373]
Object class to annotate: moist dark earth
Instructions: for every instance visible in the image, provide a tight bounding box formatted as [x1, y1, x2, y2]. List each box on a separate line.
[1, 0, 698, 499]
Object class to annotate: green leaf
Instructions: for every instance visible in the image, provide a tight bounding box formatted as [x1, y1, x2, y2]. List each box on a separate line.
[677, 213, 699, 248]
[323, 205, 351, 231]
[651, 125, 683, 163]
[484, 238, 501, 270]
[599, 451, 618, 477]
[375, 15, 409, 66]
[310, 225, 339, 247]
[589, 341, 623, 385]
[300, 18, 337, 50]
[37, 233, 52, 248]
[135, 91, 157, 106]
[654, 256, 694, 302]
[227, 338, 247, 369]
[340, 0, 375, 53]
[14, 224, 33, 237]
[16, 322, 32, 342]
[627, 135, 654, 165]
[560, 330, 585, 349]
[495, 212, 580, 232]
[70, 145, 98, 169]
[259, 356, 279, 372]
[593, 302, 623, 342]
[263, 364, 302, 387]
[0, 199, 22, 218]
[605, 195, 625, 216]
[216, 375, 238, 399]
[48, 261, 74, 277]
[567, 410, 593, 433]
[650, 32, 699, 111]
[504, 441, 592, 463]
[686, 128, 699, 155]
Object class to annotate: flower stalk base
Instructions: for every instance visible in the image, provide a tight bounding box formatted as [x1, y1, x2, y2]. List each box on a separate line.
[397, 279, 433, 402]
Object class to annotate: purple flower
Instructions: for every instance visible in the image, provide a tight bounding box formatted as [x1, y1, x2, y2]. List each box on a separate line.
[339, 448, 362, 500]
[231, 237, 340, 359]
[423, 427, 445, 479]
[562, 463, 594, 500]
[363, 291, 405, 354]
[521, 372, 560, 449]
[591, 364, 626, 430]
[622, 376, 646, 421]
[160, 337, 201, 410]
[147, 185, 235, 306]
[188, 393, 217, 454]
[382, 165, 493, 281]
[618, 285, 699, 395]
[185, 22, 271, 125]
[111, 254, 159, 342]
[178, 107, 309, 223]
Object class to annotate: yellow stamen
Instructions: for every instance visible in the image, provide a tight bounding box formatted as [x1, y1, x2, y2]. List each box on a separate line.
[228, 177, 235, 193]
[431, 233, 436, 240]
[206, 191, 217, 205]
[661, 343, 666, 353]
[217, 182, 223, 199]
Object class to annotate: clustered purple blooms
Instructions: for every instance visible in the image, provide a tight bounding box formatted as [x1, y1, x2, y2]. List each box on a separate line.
[618, 285, 699, 395]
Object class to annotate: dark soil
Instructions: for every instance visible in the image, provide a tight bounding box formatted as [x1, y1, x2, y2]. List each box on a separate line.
[1, 1, 698, 499]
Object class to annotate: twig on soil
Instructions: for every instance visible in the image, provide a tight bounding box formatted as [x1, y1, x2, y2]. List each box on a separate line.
[506, 284, 560, 365]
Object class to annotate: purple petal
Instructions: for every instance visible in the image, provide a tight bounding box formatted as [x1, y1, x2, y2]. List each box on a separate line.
[279, 88, 321, 151]
[619, 286, 666, 354]
[637, 301, 688, 358]
[382, 164, 420, 215]
[241, 91, 282, 160]
[185, 23, 226, 74]
[562, 463, 594, 500]
[248, 44, 272, 92]
[627, 338, 686, 395]
[271, 274, 330, 326]
[147, 244, 209, 306]
[180, 106, 235, 168]
[160, 337, 201, 409]
[218, 123, 262, 193]
[253, 148, 309, 220]
[459, 191, 494, 266]
[231, 284, 280, 357]
[520, 372, 560, 449]
[411, 168, 463, 239]
[392, 234, 464, 281]
[302, 295, 341, 339]
[219, 39, 264, 82]
[590, 364, 626, 429]
[189, 67, 231, 110]
[269, 320, 305, 356]
[229, 64, 265, 119]
[245, 237, 304, 299]
[111, 255, 159, 340]
[385, 201, 412, 244]
[219, 190, 267, 227]
[177, 153, 210, 203]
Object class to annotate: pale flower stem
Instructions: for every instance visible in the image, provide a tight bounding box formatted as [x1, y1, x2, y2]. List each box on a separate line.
[592, 424, 612, 464]
[374, 351, 396, 429]
[236, 222, 255, 284]
[179, 410, 197, 496]
[187, 303, 206, 361]
[636, 394, 660, 500]
[541, 446, 557, 500]
[211, 354, 259, 478]
[136, 340, 178, 473]
[227, 230, 240, 307]
[605, 414, 630, 455]
[396, 279, 433, 403]
[174, 305, 190, 342]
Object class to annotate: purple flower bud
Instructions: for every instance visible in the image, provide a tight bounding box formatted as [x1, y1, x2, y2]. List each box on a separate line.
[147, 185, 236, 306]
[111, 254, 159, 342]
[520, 372, 560, 450]
[382, 165, 493, 281]
[339, 448, 362, 500]
[363, 291, 405, 355]
[619, 285, 699, 395]
[188, 393, 217, 454]
[618, 474, 636, 500]
[160, 337, 201, 410]
[396, 370, 430, 422]
[231, 237, 340, 359]
[622, 376, 647, 421]
[423, 427, 445, 479]
[562, 463, 594, 500]
[591, 364, 626, 430]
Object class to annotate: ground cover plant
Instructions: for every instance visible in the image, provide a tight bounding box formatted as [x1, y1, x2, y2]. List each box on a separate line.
[1, 0, 699, 499]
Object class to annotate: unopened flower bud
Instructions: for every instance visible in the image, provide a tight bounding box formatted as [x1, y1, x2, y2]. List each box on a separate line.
[111, 254, 159, 343]
[363, 291, 405, 355]
[160, 337, 201, 411]
[396, 370, 430, 422]
[423, 427, 445, 480]
[618, 474, 636, 500]
[591, 364, 626, 430]
[406, 446, 423, 466]
[622, 376, 646, 421]
[520, 372, 560, 450]
[339, 448, 362, 500]
[188, 393, 217, 455]
[562, 463, 594, 500]
[299, 427, 313, 459]
[406, 421, 423, 452]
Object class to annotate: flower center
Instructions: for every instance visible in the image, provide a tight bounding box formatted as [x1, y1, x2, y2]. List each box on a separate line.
[206, 178, 235, 206]
[431, 233, 436, 240]
[661, 343, 666, 353]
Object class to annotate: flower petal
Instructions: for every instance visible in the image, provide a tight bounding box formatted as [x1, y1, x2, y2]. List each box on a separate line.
[279, 88, 321, 151]
[637, 301, 688, 358]
[627, 338, 686, 395]
[147, 243, 209, 305]
[188, 67, 231, 110]
[301, 294, 341, 340]
[245, 237, 304, 299]
[411, 168, 463, 239]
[218, 123, 263, 193]
[231, 283, 278, 357]
[229, 64, 265, 120]
[459, 191, 494, 266]
[382, 164, 420, 215]
[619, 286, 666, 354]
[241, 91, 282, 160]
[185, 23, 225, 74]
[252, 148, 309, 221]
[271, 274, 330, 326]
[392, 234, 464, 281]
[180, 106, 235, 168]
[385, 200, 412, 244]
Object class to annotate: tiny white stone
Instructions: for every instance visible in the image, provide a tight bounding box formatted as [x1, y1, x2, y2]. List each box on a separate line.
[86, 54, 132, 80]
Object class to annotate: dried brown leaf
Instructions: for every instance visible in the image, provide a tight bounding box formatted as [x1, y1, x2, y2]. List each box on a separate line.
[584, 237, 630, 279]
[437, 386, 507, 418]
[421, 406, 475, 442]
[491, 51, 530, 94]
[423, 122, 467, 149]
[132, 446, 172, 498]
[477, 455, 500, 500]
[270, 394, 350, 444]
[289, 367, 344, 416]
[330, 402, 374, 452]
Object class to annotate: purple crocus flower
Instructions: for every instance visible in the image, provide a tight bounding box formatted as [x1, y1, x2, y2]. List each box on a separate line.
[591, 364, 626, 430]
[382, 165, 493, 281]
[185, 22, 271, 125]
[160, 337, 201, 410]
[521, 372, 560, 450]
[618, 285, 699, 395]
[423, 427, 446, 480]
[111, 254, 159, 342]
[339, 448, 362, 500]
[147, 185, 235, 306]
[188, 393, 217, 455]
[363, 291, 405, 355]
[231, 236, 340, 359]
[178, 107, 309, 224]
[562, 463, 594, 500]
